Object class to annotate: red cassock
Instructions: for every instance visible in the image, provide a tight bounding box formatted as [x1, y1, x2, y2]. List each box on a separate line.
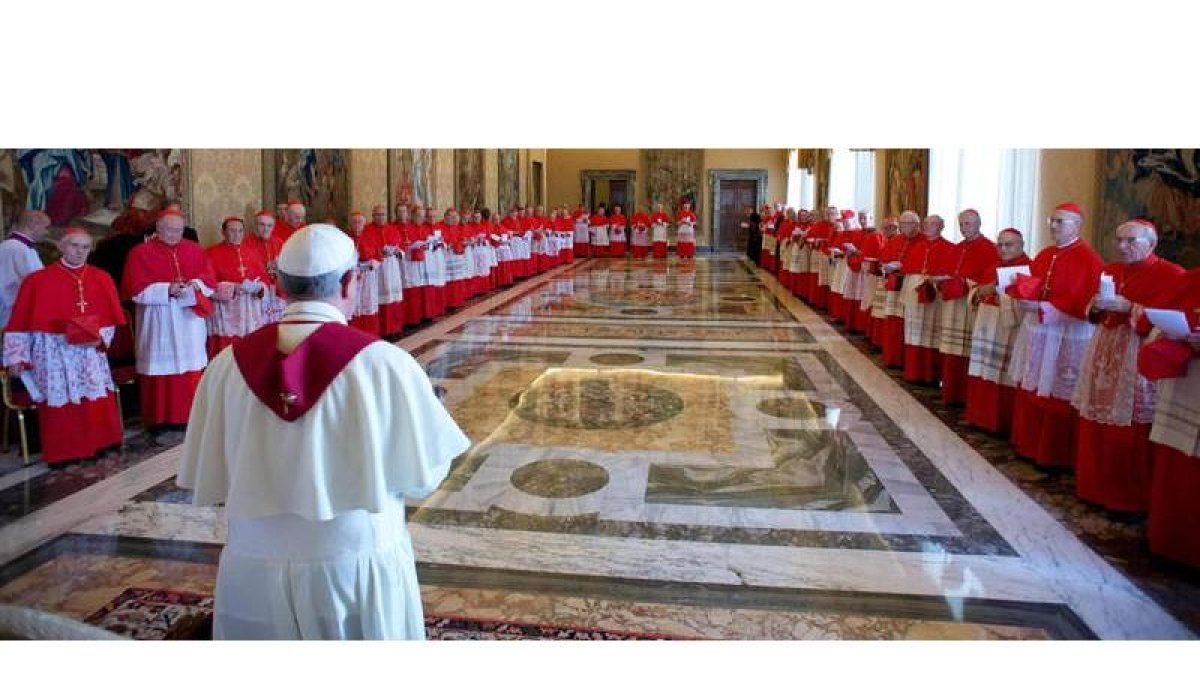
[878, 233, 918, 366]
[518, 218, 536, 277]
[935, 236, 1000, 405]
[675, 210, 698, 259]
[1009, 240, 1103, 468]
[1138, 270, 1200, 568]
[849, 230, 887, 334]
[830, 229, 863, 325]
[759, 219, 778, 272]
[244, 234, 283, 295]
[206, 241, 270, 356]
[397, 222, 427, 326]
[776, 220, 796, 289]
[1074, 255, 1184, 512]
[804, 221, 835, 307]
[272, 221, 303, 245]
[366, 222, 407, 335]
[900, 236, 955, 384]
[786, 225, 810, 297]
[589, 214, 610, 258]
[651, 212, 671, 259]
[630, 213, 651, 259]
[348, 230, 383, 336]
[500, 217, 521, 283]
[556, 217, 574, 265]
[964, 254, 1031, 434]
[122, 238, 216, 427]
[5, 263, 127, 463]
[608, 214, 628, 257]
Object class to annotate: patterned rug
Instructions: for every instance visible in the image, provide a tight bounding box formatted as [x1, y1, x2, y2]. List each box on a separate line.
[84, 588, 683, 640]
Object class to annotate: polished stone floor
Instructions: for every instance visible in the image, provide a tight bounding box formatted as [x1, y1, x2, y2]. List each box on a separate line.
[1, 255, 1196, 639]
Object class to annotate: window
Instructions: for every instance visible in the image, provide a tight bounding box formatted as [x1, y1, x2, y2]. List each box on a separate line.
[827, 149, 875, 215]
[787, 150, 815, 209]
[927, 149, 1039, 241]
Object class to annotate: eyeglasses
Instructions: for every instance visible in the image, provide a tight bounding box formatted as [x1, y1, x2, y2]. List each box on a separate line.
[1046, 217, 1076, 226]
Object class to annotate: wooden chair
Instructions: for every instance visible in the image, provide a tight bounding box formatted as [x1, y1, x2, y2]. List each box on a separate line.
[0, 370, 37, 466]
[109, 363, 138, 435]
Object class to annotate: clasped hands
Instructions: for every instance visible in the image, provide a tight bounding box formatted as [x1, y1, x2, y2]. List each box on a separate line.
[169, 280, 200, 298]
[1093, 293, 1133, 313]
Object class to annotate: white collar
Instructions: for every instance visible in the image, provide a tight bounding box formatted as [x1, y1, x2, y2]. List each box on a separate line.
[282, 300, 348, 325]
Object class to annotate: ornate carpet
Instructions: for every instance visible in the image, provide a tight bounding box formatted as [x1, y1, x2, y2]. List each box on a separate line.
[84, 587, 685, 640]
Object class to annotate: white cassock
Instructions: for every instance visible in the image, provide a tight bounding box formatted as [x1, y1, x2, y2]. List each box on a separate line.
[178, 301, 471, 640]
[0, 235, 44, 328]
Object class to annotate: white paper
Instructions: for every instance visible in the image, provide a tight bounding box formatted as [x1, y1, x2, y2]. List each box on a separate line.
[996, 265, 1030, 293]
[1099, 273, 1116, 299]
[1145, 308, 1192, 340]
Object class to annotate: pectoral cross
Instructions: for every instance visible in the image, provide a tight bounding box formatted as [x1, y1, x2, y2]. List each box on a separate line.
[280, 391, 298, 415]
[236, 248, 248, 278]
[59, 263, 89, 313]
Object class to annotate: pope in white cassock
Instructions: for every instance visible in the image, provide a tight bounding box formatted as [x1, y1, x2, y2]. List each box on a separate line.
[177, 224, 471, 640]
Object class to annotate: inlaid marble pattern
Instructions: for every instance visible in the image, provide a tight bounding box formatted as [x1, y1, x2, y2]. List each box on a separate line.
[489, 261, 794, 322]
[420, 585, 1053, 640]
[0, 256, 1193, 640]
[449, 318, 815, 344]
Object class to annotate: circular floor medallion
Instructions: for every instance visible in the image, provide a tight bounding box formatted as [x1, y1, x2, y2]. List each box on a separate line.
[512, 377, 684, 429]
[511, 459, 610, 498]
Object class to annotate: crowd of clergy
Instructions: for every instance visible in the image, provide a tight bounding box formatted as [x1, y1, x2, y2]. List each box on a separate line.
[0, 199, 630, 468]
[2, 193, 1198, 573]
[749, 201, 1200, 571]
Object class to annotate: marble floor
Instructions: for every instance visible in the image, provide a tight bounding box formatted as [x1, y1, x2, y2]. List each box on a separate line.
[1, 255, 1196, 640]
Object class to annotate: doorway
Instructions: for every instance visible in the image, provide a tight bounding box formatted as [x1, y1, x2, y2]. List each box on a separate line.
[710, 169, 768, 253]
[581, 170, 636, 215]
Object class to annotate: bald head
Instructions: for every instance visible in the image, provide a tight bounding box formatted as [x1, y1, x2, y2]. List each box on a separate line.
[16, 210, 51, 241]
[286, 203, 306, 225]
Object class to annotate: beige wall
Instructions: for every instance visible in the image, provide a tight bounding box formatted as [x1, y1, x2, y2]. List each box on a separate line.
[546, 149, 788, 246]
[189, 149, 262, 246]
[349, 149, 388, 213]
[546, 150, 640, 209]
[1034, 149, 1102, 251]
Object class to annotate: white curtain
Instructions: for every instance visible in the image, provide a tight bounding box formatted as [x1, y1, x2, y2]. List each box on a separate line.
[927, 148, 1039, 242]
[853, 150, 876, 216]
[827, 149, 875, 214]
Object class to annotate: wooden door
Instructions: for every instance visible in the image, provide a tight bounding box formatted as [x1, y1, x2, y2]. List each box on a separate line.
[718, 180, 758, 252]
